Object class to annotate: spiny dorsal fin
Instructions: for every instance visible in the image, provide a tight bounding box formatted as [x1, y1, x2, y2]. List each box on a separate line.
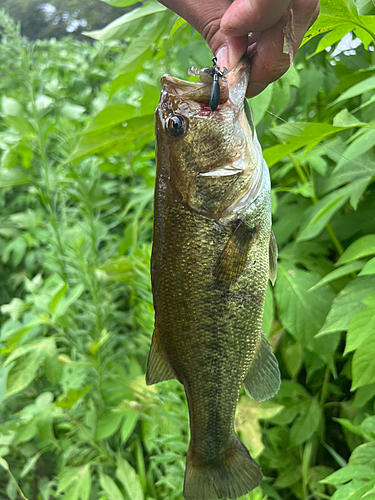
[269, 230, 278, 286]
[213, 220, 255, 286]
[243, 332, 280, 402]
[145, 327, 175, 385]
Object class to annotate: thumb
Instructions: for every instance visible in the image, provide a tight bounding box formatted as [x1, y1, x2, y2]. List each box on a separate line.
[158, 0, 248, 71]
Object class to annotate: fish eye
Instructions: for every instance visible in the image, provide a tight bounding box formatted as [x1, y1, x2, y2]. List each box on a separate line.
[166, 115, 186, 138]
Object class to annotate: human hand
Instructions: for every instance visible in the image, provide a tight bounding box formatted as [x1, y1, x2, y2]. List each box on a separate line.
[158, 0, 320, 97]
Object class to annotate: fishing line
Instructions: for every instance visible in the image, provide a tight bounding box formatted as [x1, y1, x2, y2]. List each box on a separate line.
[264, 108, 367, 171]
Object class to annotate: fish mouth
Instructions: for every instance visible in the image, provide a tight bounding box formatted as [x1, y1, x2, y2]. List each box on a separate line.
[160, 57, 250, 111]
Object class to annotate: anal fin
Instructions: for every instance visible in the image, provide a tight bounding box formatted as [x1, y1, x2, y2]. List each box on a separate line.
[244, 333, 280, 402]
[145, 327, 175, 385]
[269, 230, 278, 285]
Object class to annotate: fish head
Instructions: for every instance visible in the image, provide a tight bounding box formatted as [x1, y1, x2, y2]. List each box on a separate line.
[156, 58, 265, 221]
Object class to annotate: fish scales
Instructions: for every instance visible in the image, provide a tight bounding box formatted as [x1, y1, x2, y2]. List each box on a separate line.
[147, 58, 280, 500]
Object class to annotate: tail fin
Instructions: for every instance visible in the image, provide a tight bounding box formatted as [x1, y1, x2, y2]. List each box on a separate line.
[183, 435, 262, 500]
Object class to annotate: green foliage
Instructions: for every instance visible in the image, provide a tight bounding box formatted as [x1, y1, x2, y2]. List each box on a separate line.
[1, 1, 375, 499]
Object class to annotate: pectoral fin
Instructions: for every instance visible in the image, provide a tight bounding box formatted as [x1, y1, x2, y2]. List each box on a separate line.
[243, 333, 280, 402]
[213, 220, 255, 286]
[145, 327, 175, 385]
[269, 230, 278, 285]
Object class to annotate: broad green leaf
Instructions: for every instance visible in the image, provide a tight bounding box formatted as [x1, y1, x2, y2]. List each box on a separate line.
[309, 261, 364, 292]
[352, 333, 375, 390]
[349, 443, 375, 467]
[275, 264, 335, 345]
[336, 129, 375, 169]
[4, 339, 55, 397]
[337, 234, 375, 265]
[317, 276, 375, 336]
[169, 16, 187, 38]
[101, 0, 140, 6]
[282, 342, 304, 379]
[84, 2, 167, 40]
[331, 76, 375, 106]
[290, 399, 321, 445]
[264, 123, 351, 167]
[345, 293, 375, 353]
[313, 24, 354, 55]
[302, 0, 360, 47]
[0, 169, 32, 188]
[68, 115, 154, 162]
[117, 12, 172, 72]
[116, 455, 144, 500]
[96, 412, 123, 440]
[297, 185, 351, 241]
[82, 104, 137, 135]
[54, 284, 85, 318]
[121, 411, 139, 444]
[360, 256, 375, 276]
[331, 479, 375, 500]
[1, 96, 21, 116]
[334, 417, 374, 440]
[320, 465, 375, 484]
[99, 474, 125, 500]
[248, 85, 273, 126]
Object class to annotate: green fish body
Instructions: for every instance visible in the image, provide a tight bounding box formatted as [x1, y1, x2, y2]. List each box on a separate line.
[146, 59, 280, 500]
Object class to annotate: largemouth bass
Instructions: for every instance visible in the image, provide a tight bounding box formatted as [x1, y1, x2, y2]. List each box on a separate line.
[146, 58, 280, 500]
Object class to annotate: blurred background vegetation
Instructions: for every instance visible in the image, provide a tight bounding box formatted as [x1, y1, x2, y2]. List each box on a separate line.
[1, 0, 375, 499]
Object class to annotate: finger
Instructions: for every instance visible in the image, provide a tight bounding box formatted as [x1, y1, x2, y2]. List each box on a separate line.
[158, 0, 248, 71]
[246, 0, 320, 97]
[220, 0, 291, 36]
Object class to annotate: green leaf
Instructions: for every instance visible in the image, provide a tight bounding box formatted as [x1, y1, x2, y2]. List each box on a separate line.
[248, 85, 273, 126]
[359, 256, 375, 276]
[54, 284, 85, 318]
[116, 455, 144, 500]
[264, 123, 351, 167]
[336, 129, 375, 170]
[101, 0, 140, 6]
[1, 96, 21, 116]
[320, 465, 375, 484]
[309, 261, 364, 292]
[68, 115, 154, 162]
[297, 185, 351, 241]
[96, 411, 124, 440]
[313, 24, 354, 55]
[337, 235, 375, 265]
[345, 293, 375, 353]
[169, 16, 187, 38]
[331, 76, 375, 106]
[0, 169, 32, 188]
[4, 339, 55, 397]
[275, 264, 335, 345]
[349, 443, 375, 467]
[290, 399, 321, 445]
[121, 411, 139, 444]
[99, 474, 125, 500]
[84, 2, 167, 40]
[331, 479, 375, 500]
[352, 333, 375, 390]
[302, 0, 360, 47]
[317, 276, 375, 336]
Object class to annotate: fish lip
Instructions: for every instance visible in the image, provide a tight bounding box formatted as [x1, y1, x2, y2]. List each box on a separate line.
[159, 57, 249, 110]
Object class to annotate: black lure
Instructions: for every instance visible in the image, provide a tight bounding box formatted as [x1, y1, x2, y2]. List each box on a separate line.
[209, 57, 227, 112]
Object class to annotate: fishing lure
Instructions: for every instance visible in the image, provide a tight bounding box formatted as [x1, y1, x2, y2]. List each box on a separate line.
[188, 57, 228, 111]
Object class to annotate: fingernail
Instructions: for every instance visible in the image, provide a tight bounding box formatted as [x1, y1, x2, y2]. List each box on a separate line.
[215, 45, 228, 70]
